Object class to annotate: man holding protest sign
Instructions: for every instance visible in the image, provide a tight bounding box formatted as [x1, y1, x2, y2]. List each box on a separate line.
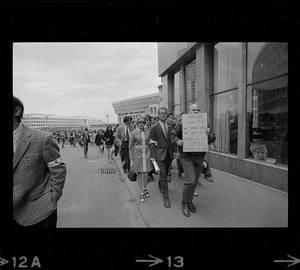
[171, 103, 212, 217]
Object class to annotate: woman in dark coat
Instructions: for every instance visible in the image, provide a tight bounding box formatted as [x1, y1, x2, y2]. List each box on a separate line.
[103, 126, 115, 163]
[95, 129, 104, 156]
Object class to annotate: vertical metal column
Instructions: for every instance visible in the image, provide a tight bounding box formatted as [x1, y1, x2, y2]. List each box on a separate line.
[180, 63, 186, 114]
[237, 42, 249, 159]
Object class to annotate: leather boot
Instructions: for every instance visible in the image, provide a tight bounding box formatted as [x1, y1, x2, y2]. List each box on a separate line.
[188, 201, 197, 213]
[182, 202, 190, 217]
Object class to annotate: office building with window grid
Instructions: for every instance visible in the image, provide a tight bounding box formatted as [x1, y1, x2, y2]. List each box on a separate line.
[21, 113, 106, 130]
[112, 92, 160, 124]
[158, 42, 288, 192]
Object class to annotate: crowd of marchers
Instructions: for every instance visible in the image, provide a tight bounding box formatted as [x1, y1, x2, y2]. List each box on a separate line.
[14, 92, 216, 225]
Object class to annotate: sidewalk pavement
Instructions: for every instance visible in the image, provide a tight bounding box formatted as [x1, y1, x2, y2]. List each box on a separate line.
[113, 156, 288, 227]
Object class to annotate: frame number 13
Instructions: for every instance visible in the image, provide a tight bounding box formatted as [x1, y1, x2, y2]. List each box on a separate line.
[167, 256, 184, 268]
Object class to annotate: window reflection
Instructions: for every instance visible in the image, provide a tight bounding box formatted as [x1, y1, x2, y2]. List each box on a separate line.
[214, 43, 241, 93]
[213, 91, 238, 154]
[212, 43, 241, 155]
[247, 43, 288, 166]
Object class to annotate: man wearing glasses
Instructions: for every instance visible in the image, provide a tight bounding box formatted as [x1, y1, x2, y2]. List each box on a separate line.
[149, 107, 173, 208]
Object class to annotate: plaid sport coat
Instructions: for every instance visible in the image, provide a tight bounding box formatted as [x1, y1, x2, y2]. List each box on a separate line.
[13, 125, 67, 226]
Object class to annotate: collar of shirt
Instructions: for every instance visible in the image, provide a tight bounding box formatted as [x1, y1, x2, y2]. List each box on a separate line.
[13, 123, 23, 153]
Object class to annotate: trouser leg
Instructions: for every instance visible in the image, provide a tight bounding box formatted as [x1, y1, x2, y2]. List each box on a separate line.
[84, 143, 88, 156]
[181, 156, 203, 203]
[157, 154, 171, 199]
[124, 148, 130, 171]
[190, 162, 202, 202]
[203, 160, 212, 177]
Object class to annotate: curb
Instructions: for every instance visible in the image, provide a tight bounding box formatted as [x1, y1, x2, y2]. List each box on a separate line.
[113, 158, 151, 228]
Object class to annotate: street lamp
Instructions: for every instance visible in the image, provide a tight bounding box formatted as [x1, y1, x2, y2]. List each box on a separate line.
[106, 114, 109, 123]
[45, 115, 49, 132]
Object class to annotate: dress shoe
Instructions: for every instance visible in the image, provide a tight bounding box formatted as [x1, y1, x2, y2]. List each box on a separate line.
[188, 202, 197, 213]
[164, 197, 171, 208]
[205, 176, 214, 182]
[182, 202, 190, 217]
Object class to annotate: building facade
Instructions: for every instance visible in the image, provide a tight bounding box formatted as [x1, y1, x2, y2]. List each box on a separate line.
[22, 113, 106, 130]
[112, 92, 160, 124]
[158, 42, 288, 192]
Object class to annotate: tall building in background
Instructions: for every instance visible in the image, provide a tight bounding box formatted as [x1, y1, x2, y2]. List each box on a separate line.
[112, 92, 160, 124]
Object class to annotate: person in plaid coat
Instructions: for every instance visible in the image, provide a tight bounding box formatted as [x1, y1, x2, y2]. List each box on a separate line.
[13, 95, 67, 228]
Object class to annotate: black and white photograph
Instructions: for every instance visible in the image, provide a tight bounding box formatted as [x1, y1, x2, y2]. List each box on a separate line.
[5, 1, 299, 269]
[13, 42, 288, 228]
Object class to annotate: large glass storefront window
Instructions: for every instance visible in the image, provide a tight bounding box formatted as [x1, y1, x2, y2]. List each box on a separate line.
[213, 91, 239, 154]
[247, 43, 288, 166]
[212, 43, 241, 155]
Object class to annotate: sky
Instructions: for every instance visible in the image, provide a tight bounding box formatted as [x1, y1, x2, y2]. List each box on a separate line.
[13, 42, 162, 123]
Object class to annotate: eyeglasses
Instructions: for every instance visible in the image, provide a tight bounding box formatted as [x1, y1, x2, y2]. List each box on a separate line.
[138, 121, 145, 124]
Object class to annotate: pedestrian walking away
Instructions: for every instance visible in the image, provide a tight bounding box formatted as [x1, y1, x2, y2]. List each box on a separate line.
[83, 127, 90, 158]
[149, 107, 174, 209]
[129, 116, 153, 202]
[116, 116, 134, 172]
[13, 95, 67, 228]
[171, 103, 212, 217]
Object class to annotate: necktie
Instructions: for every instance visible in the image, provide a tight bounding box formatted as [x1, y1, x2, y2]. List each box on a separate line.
[126, 127, 129, 140]
[163, 123, 168, 137]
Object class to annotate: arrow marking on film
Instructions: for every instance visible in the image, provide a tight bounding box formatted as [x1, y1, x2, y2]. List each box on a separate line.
[136, 254, 163, 267]
[0, 257, 9, 267]
[274, 255, 300, 267]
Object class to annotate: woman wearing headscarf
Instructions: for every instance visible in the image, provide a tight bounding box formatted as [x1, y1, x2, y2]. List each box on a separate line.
[129, 116, 152, 202]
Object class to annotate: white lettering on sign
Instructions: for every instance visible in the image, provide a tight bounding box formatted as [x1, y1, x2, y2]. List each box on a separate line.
[182, 113, 208, 152]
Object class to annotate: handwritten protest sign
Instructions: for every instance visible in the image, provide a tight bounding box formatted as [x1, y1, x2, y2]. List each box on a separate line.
[182, 113, 208, 152]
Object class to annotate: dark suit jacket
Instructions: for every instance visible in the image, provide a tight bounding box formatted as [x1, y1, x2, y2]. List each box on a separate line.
[83, 131, 90, 145]
[13, 125, 67, 226]
[149, 121, 173, 161]
[115, 124, 135, 146]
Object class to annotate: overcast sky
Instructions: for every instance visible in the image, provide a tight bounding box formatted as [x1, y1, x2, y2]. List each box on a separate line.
[13, 42, 162, 123]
